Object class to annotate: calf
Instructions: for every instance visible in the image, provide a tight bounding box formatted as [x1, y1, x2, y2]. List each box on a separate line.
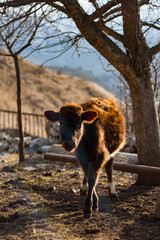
[45, 98, 125, 217]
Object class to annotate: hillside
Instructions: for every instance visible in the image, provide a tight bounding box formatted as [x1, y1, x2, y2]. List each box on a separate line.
[47, 65, 119, 97]
[0, 54, 118, 114]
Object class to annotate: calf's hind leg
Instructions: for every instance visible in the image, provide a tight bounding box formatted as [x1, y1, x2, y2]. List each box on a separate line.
[105, 157, 119, 200]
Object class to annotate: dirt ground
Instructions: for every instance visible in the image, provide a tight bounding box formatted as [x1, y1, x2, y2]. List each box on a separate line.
[0, 154, 160, 240]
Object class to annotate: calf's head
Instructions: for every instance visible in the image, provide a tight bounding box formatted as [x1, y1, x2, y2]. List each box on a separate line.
[45, 104, 97, 152]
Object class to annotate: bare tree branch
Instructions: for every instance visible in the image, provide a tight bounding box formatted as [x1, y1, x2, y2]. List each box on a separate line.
[89, 0, 124, 21]
[142, 21, 160, 31]
[104, 13, 122, 23]
[103, 6, 121, 20]
[44, 1, 67, 14]
[0, 4, 42, 28]
[149, 43, 160, 59]
[97, 22, 124, 43]
[0, 0, 66, 13]
[62, 0, 137, 85]
[88, 0, 99, 10]
[89, 0, 150, 21]
[0, 0, 39, 7]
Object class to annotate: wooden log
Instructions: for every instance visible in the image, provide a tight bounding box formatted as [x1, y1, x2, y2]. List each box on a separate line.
[44, 153, 79, 165]
[44, 153, 160, 176]
[115, 152, 138, 164]
[113, 162, 160, 176]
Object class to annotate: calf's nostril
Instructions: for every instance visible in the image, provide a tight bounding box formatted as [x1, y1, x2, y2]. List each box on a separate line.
[65, 141, 75, 149]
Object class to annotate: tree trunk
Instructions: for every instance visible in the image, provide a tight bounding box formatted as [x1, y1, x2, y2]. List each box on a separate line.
[13, 55, 25, 162]
[121, 0, 160, 185]
[130, 71, 160, 185]
[62, 0, 160, 185]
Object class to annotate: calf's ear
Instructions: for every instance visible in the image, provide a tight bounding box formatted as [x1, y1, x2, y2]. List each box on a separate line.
[82, 111, 98, 123]
[44, 110, 59, 122]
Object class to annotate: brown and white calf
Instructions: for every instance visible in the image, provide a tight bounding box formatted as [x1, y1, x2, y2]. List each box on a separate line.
[45, 98, 125, 217]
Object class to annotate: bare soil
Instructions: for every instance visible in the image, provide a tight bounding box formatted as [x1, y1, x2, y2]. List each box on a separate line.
[0, 154, 160, 240]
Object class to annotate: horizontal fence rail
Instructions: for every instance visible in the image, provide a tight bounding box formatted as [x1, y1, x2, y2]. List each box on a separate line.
[0, 109, 47, 138]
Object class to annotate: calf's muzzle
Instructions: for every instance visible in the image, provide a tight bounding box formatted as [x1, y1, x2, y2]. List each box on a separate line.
[62, 140, 76, 152]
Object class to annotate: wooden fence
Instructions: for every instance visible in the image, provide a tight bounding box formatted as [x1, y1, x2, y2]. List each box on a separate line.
[0, 109, 47, 138]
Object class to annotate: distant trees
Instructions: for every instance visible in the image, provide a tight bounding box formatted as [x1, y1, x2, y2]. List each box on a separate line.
[0, 0, 160, 184]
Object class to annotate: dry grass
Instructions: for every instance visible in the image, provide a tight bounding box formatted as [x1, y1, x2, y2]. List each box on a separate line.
[0, 54, 118, 114]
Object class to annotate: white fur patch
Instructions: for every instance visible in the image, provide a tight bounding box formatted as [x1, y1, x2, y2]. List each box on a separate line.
[108, 182, 117, 195]
[109, 153, 116, 159]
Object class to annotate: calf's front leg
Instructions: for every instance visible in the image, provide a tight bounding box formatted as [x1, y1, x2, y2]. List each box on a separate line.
[80, 176, 88, 196]
[84, 166, 99, 218]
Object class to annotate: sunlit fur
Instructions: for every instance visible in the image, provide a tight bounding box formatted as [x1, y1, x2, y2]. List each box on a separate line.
[60, 103, 83, 116]
[81, 98, 126, 154]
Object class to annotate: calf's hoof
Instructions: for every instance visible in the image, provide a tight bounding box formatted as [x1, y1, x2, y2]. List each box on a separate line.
[84, 211, 92, 219]
[93, 207, 99, 212]
[109, 192, 120, 201]
[108, 187, 119, 201]
[80, 188, 87, 196]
